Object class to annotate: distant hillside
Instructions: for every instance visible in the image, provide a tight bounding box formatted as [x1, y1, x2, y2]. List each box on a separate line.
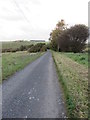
[2, 41, 32, 49]
[30, 40, 45, 42]
[2, 40, 46, 49]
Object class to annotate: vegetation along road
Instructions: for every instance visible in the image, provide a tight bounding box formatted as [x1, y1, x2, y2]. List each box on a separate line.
[2, 51, 67, 118]
[52, 51, 88, 118]
[2, 51, 44, 81]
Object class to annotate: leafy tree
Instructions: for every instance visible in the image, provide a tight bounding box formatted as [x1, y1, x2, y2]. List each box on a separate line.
[58, 24, 89, 52]
[67, 24, 89, 52]
[50, 21, 89, 52]
[49, 19, 66, 51]
[58, 29, 71, 52]
[49, 18, 89, 52]
[56, 19, 66, 30]
[50, 29, 60, 51]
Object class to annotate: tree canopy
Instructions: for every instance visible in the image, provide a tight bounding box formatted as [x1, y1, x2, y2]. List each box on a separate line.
[49, 20, 89, 52]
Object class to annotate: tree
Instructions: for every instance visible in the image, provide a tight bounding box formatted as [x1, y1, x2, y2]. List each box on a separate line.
[56, 19, 66, 30]
[50, 19, 89, 52]
[49, 19, 66, 51]
[58, 24, 89, 52]
[58, 29, 71, 52]
[68, 24, 89, 52]
[49, 29, 60, 51]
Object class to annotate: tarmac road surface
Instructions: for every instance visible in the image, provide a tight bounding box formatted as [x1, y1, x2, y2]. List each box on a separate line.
[2, 51, 67, 118]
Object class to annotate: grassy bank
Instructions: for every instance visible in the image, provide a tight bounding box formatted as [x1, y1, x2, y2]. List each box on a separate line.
[2, 51, 44, 81]
[52, 51, 88, 118]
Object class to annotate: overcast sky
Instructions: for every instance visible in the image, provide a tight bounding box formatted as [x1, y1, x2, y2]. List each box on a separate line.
[0, 0, 89, 41]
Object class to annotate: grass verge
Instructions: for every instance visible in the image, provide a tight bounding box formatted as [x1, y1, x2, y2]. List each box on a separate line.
[52, 51, 88, 118]
[2, 51, 44, 81]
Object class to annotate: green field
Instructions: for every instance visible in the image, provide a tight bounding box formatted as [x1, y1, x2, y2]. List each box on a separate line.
[2, 51, 44, 81]
[2, 41, 46, 49]
[62, 52, 88, 67]
[2, 41, 33, 49]
[52, 51, 88, 118]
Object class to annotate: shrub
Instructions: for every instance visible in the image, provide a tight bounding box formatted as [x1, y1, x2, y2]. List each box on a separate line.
[20, 45, 26, 51]
[28, 43, 46, 53]
[46, 43, 51, 49]
[2, 49, 7, 53]
[26, 44, 34, 49]
[40, 45, 47, 52]
[28, 46, 36, 53]
[16, 48, 20, 51]
[35, 43, 45, 51]
[2, 48, 13, 53]
[11, 49, 17, 52]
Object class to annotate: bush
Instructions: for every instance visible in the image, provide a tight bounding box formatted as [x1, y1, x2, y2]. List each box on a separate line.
[28, 43, 46, 53]
[40, 45, 47, 52]
[2, 44, 35, 53]
[28, 46, 36, 53]
[35, 43, 46, 51]
[2, 48, 13, 53]
[11, 49, 18, 52]
[46, 43, 51, 49]
[20, 45, 26, 51]
[26, 44, 34, 49]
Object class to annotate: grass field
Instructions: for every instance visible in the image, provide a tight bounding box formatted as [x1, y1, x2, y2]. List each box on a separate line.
[62, 52, 88, 67]
[2, 41, 46, 50]
[2, 51, 44, 81]
[52, 51, 88, 118]
[2, 41, 33, 49]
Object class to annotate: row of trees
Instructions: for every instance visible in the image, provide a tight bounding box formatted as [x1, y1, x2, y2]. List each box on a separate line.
[49, 20, 89, 52]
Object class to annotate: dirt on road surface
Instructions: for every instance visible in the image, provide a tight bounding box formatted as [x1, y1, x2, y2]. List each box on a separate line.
[2, 51, 67, 118]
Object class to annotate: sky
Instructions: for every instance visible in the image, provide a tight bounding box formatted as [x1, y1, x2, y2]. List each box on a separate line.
[0, 0, 89, 41]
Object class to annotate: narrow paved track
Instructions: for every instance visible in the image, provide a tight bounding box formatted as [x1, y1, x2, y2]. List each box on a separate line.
[2, 51, 66, 118]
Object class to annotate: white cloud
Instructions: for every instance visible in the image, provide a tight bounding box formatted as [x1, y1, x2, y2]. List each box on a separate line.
[0, 0, 89, 41]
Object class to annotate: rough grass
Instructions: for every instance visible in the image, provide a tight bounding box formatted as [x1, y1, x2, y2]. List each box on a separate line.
[2, 41, 46, 49]
[52, 51, 88, 118]
[63, 52, 88, 67]
[2, 41, 33, 49]
[2, 51, 44, 81]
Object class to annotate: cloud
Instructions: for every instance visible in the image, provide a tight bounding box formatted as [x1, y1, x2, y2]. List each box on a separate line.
[0, 0, 89, 41]
[1, 15, 23, 21]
